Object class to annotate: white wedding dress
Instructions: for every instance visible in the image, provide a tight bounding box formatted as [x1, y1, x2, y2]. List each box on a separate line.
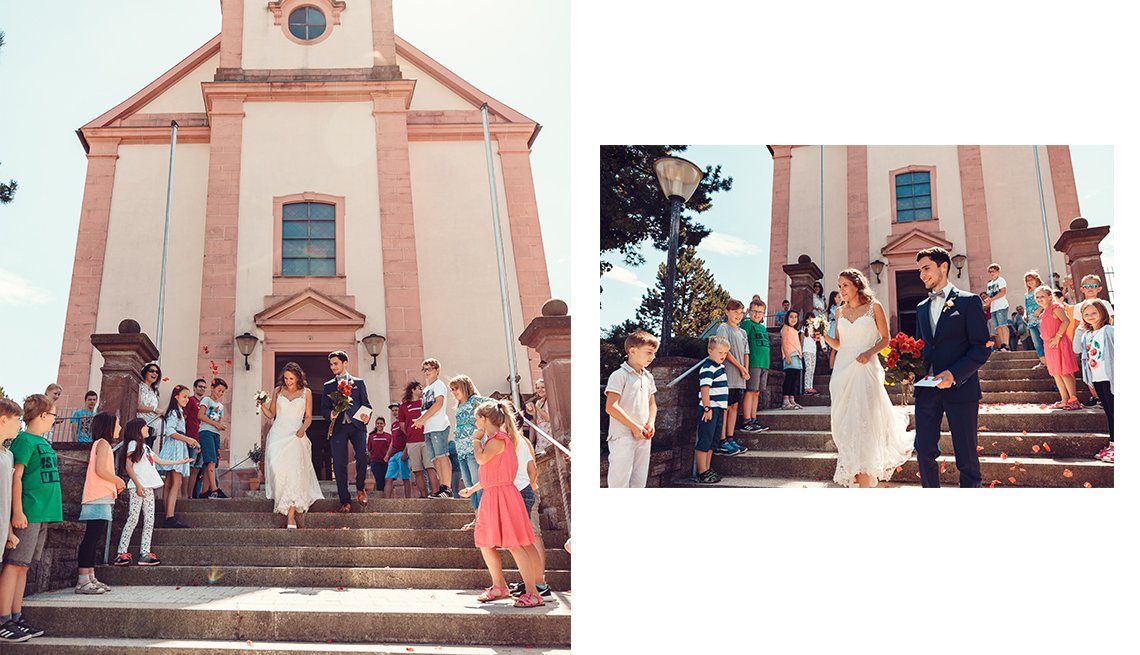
[264, 389, 323, 514]
[829, 301, 914, 487]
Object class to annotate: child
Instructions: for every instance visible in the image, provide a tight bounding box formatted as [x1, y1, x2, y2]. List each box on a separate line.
[1074, 275, 1114, 407]
[801, 312, 819, 395]
[450, 375, 492, 525]
[774, 300, 790, 326]
[0, 399, 22, 616]
[781, 310, 804, 409]
[461, 400, 540, 608]
[398, 381, 437, 498]
[715, 299, 749, 454]
[75, 412, 125, 594]
[983, 264, 1011, 351]
[604, 330, 658, 488]
[71, 391, 98, 443]
[156, 386, 199, 528]
[1024, 271, 1047, 369]
[385, 404, 412, 499]
[41, 384, 62, 442]
[197, 379, 228, 498]
[185, 380, 205, 499]
[114, 419, 191, 566]
[1035, 287, 1080, 410]
[0, 394, 62, 642]
[367, 417, 392, 494]
[1076, 300, 1114, 462]
[740, 299, 771, 433]
[413, 359, 453, 498]
[511, 427, 550, 600]
[695, 336, 731, 483]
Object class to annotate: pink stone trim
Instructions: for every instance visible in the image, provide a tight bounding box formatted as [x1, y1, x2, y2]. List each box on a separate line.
[888, 164, 940, 236]
[957, 145, 994, 295]
[220, 0, 243, 69]
[56, 138, 121, 411]
[846, 145, 870, 274]
[372, 0, 397, 69]
[202, 80, 415, 111]
[268, 0, 344, 47]
[271, 192, 347, 297]
[1046, 145, 1082, 236]
[767, 146, 793, 308]
[880, 228, 953, 334]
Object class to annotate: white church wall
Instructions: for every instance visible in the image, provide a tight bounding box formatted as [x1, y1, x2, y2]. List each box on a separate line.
[242, 2, 373, 70]
[136, 53, 220, 114]
[90, 143, 211, 397]
[785, 146, 848, 298]
[398, 57, 476, 111]
[408, 140, 534, 399]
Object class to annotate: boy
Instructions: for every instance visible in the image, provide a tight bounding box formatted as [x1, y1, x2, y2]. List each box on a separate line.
[983, 264, 1010, 351]
[695, 336, 731, 483]
[412, 359, 453, 498]
[71, 391, 98, 443]
[774, 300, 790, 327]
[186, 379, 206, 498]
[0, 399, 21, 575]
[604, 330, 658, 488]
[740, 299, 771, 433]
[197, 379, 229, 499]
[385, 404, 412, 498]
[715, 299, 749, 455]
[0, 395, 61, 643]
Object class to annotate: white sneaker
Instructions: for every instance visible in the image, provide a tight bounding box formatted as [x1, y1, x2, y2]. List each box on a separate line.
[75, 581, 106, 595]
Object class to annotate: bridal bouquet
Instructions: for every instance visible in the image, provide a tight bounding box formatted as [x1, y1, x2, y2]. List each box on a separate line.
[878, 332, 927, 386]
[806, 315, 830, 351]
[254, 390, 269, 415]
[326, 378, 355, 438]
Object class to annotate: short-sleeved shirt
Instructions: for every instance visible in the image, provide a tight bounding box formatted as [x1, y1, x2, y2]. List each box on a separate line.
[715, 322, 749, 389]
[513, 433, 536, 491]
[1085, 326, 1110, 383]
[987, 277, 1009, 311]
[126, 441, 164, 489]
[605, 362, 657, 440]
[368, 431, 392, 462]
[200, 396, 224, 435]
[138, 383, 162, 429]
[740, 319, 771, 369]
[398, 401, 425, 443]
[389, 423, 408, 453]
[9, 431, 63, 523]
[0, 447, 13, 542]
[185, 396, 202, 439]
[72, 408, 96, 443]
[697, 358, 729, 409]
[420, 379, 451, 433]
[455, 394, 493, 460]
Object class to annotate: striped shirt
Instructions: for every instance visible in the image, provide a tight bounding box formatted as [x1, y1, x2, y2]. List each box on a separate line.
[697, 358, 729, 409]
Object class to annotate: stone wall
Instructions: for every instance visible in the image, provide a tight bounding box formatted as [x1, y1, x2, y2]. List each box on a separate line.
[25, 442, 96, 595]
[535, 449, 569, 532]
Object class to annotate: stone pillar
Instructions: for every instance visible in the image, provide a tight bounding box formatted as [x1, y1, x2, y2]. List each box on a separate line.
[518, 299, 570, 530]
[782, 255, 824, 320]
[1053, 217, 1112, 302]
[90, 319, 159, 425]
[648, 357, 701, 481]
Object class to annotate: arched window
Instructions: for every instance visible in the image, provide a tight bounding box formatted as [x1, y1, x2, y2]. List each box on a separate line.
[281, 201, 336, 276]
[894, 170, 933, 222]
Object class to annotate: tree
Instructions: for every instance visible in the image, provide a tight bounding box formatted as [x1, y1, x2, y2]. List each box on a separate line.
[600, 145, 732, 276]
[635, 246, 731, 338]
[0, 32, 15, 205]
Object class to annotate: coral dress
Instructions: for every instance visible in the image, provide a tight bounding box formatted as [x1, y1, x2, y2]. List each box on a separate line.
[473, 432, 534, 549]
[1039, 304, 1078, 376]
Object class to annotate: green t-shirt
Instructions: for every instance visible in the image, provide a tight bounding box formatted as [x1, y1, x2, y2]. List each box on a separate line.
[9, 431, 63, 523]
[741, 319, 771, 369]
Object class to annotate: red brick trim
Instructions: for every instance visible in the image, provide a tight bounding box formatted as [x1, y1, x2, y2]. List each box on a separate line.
[957, 145, 994, 295]
[219, 0, 243, 69]
[846, 145, 870, 274]
[767, 146, 793, 307]
[1046, 145, 1082, 235]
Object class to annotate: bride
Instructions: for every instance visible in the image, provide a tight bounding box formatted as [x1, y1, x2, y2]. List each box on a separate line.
[257, 362, 323, 526]
[819, 269, 913, 488]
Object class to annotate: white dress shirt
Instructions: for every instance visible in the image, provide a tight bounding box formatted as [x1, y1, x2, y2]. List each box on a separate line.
[929, 282, 957, 332]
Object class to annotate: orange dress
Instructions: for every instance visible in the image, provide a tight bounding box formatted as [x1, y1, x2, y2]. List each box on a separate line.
[473, 432, 535, 549]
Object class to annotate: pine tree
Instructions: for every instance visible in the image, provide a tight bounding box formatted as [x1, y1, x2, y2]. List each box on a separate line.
[635, 246, 731, 338]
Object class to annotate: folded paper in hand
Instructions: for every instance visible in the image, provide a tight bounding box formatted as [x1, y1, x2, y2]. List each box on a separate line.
[913, 376, 941, 388]
[353, 406, 373, 423]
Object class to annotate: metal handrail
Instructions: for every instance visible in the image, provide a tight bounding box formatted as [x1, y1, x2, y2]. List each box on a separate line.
[217, 455, 255, 498]
[665, 359, 704, 388]
[523, 417, 570, 458]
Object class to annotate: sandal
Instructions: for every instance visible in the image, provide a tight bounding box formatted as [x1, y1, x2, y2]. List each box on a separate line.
[477, 585, 510, 603]
[461, 518, 477, 531]
[514, 591, 545, 608]
[1048, 401, 1066, 410]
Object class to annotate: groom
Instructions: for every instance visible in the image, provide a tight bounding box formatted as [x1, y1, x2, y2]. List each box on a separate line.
[913, 247, 992, 488]
[324, 350, 372, 512]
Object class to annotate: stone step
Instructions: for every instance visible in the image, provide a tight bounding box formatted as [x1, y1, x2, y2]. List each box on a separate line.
[21, 587, 570, 647]
[987, 350, 1041, 361]
[93, 565, 572, 591]
[117, 528, 569, 549]
[673, 475, 917, 489]
[5, 637, 571, 655]
[708, 450, 1112, 488]
[731, 430, 1109, 459]
[754, 407, 1108, 433]
[173, 498, 474, 514]
[981, 378, 1072, 392]
[979, 367, 1054, 380]
[154, 545, 571, 570]
[981, 358, 1046, 371]
[150, 512, 477, 530]
[788, 390, 1089, 407]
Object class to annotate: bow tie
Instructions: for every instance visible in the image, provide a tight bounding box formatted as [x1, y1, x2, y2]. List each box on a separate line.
[929, 289, 948, 299]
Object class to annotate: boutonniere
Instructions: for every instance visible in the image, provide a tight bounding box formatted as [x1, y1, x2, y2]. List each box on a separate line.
[942, 292, 958, 312]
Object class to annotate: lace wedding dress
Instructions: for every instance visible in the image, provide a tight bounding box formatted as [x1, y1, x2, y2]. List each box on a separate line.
[829, 301, 914, 487]
[264, 389, 323, 514]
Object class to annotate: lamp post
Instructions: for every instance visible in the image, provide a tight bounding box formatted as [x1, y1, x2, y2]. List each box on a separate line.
[361, 333, 386, 370]
[234, 332, 259, 371]
[652, 156, 704, 356]
[952, 254, 967, 279]
[870, 259, 886, 284]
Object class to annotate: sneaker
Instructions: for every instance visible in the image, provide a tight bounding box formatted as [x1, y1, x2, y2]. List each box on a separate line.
[752, 423, 771, 432]
[740, 419, 758, 431]
[112, 553, 133, 566]
[727, 438, 748, 454]
[162, 517, 191, 528]
[697, 470, 721, 484]
[75, 581, 106, 595]
[213, 489, 228, 498]
[1102, 446, 1115, 464]
[138, 552, 162, 566]
[14, 619, 43, 638]
[0, 620, 31, 643]
[508, 582, 553, 598]
[805, 388, 819, 395]
[1082, 397, 1099, 407]
[713, 442, 737, 456]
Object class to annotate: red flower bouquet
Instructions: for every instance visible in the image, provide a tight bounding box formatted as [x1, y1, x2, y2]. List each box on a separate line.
[878, 332, 928, 388]
[326, 378, 355, 438]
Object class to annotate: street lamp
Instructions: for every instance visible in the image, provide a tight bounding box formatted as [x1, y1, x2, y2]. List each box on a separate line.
[952, 254, 968, 279]
[652, 156, 704, 356]
[870, 259, 886, 284]
[234, 332, 259, 371]
[361, 333, 386, 370]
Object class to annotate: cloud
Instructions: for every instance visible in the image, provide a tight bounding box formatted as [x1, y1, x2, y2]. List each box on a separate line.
[698, 233, 761, 257]
[602, 265, 650, 289]
[0, 268, 52, 305]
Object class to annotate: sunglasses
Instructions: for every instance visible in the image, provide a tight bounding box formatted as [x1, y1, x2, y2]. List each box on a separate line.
[1081, 284, 1099, 289]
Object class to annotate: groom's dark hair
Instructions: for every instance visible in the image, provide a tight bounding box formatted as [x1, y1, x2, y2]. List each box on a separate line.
[328, 350, 349, 363]
[916, 247, 951, 274]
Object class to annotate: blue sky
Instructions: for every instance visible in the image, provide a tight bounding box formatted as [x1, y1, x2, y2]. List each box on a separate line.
[0, 1, 568, 403]
[600, 145, 1114, 331]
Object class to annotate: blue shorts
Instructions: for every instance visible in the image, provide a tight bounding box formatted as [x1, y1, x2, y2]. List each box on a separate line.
[385, 451, 412, 480]
[199, 431, 221, 465]
[424, 426, 451, 461]
[695, 407, 725, 452]
[990, 307, 1010, 328]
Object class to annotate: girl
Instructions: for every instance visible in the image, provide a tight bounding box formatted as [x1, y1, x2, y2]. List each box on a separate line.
[1075, 274, 1114, 407]
[156, 386, 198, 529]
[780, 310, 803, 409]
[450, 375, 491, 529]
[801, 312, 819, 395]
[1035, 287, 1080, 410]
[526, 379, 551, 454]
[1077, 300, 1114, 462]
[137, 363, 162, 447]
[827, 291, 841, 371]
[459, 400, 540, 608]
[114, 419, 191, 566]
[75, 413, 125, 594]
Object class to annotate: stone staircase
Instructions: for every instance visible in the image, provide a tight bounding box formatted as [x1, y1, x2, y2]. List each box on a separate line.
[677, 350, 1113, 488]
[16, 493, 571, 653]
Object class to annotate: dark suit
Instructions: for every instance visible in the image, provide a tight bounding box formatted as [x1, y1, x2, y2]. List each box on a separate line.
[323, 375, 371, 504]
[913, 286, 992, 488]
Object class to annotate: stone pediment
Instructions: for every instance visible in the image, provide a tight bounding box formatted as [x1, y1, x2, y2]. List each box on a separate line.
[881, 227, 953, 257]
[255, 289, 365, 331]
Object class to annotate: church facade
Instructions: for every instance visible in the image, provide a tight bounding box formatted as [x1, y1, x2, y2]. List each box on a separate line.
[55, 0, 551, 466]
[767, 145, 1081, 335]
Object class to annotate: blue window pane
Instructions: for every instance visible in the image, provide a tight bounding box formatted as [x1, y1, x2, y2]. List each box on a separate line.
[283, 241, 308, 258]
[915, 207, 933, 220]
[282, 220, 308, 238]
[914, 196, 932, 209]
[896, 173, 912, 185]
[897, 209, 914, 222]
[282, 259, 308, 276]
[309, 202, 335, 219]
[913, 183, 931, 196]
[897, 197, 914, 210]
[912, 172, 930, 184]
[306, 240, 336, 258]
[283, 203, 308, 219]
[310, 221, 335, 238]
[309, 258, 336, 276]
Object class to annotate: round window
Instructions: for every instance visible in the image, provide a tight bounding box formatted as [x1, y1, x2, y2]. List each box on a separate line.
[288, 7, 327, 41]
